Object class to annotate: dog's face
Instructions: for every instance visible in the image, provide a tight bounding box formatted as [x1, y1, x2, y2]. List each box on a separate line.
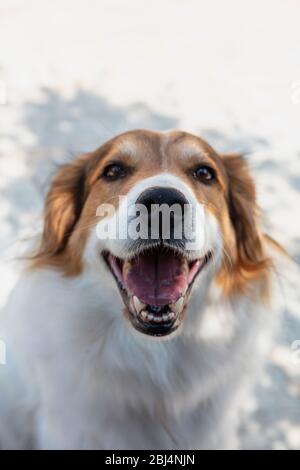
[34, 130, 268, 338]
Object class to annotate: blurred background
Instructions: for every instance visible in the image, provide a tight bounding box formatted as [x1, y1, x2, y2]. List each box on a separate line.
[0, 0, 300, 449]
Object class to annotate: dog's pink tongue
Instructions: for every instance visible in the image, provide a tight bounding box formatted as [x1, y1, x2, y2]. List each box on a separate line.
[123, 251, 188, 306]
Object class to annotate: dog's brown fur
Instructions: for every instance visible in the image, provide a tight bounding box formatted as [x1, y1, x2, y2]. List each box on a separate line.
[31, 130, 274, 298]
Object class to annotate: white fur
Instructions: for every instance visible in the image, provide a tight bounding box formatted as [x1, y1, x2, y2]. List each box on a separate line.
[0, 172, 281, 450]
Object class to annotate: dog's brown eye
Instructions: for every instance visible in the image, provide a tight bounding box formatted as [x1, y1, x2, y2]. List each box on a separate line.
[102, 163, 128, 181]
[192, 165, 215, 183]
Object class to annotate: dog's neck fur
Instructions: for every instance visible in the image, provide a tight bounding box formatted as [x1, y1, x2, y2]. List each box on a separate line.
[3, 261, 274, 449]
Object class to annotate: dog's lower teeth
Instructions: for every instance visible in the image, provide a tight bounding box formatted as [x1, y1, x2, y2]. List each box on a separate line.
[138, 311, 176, 323]
[138, 309, 177, 324]
[133, 296, 146, 314]
[153, 316, 162, 323]
[140, 310, 148, 320]
[169, 296, 184, 314]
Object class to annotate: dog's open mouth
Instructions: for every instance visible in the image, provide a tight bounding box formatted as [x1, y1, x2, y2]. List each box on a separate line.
[103, 247, 211, 337]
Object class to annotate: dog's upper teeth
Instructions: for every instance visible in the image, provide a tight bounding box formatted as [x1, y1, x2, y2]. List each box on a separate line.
[169, 296, 184, 314]
[133, 296, 146, 314]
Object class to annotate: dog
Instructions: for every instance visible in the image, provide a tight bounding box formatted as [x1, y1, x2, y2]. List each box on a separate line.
[0, 130, 284, 449]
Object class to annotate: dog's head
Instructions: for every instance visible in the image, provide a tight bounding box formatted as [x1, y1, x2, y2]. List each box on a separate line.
[33, 130, 270, 338]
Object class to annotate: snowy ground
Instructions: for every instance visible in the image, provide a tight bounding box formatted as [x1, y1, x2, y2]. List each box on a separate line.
[0, 0, 300, 449]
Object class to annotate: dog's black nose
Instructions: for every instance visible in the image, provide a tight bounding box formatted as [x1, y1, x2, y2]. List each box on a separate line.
[135, 187, 188, 242]
[136, 187, 188, 212]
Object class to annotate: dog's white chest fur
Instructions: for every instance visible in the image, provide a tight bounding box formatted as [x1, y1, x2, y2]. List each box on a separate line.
[0, 266, 276, 449]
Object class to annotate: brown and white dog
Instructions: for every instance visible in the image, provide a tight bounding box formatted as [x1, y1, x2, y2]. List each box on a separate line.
[0, 130, 283, 449]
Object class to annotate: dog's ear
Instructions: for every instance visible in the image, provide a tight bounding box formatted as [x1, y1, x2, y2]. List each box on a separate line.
[221, 153, 266, 270]
[38, 156, 88, 258]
